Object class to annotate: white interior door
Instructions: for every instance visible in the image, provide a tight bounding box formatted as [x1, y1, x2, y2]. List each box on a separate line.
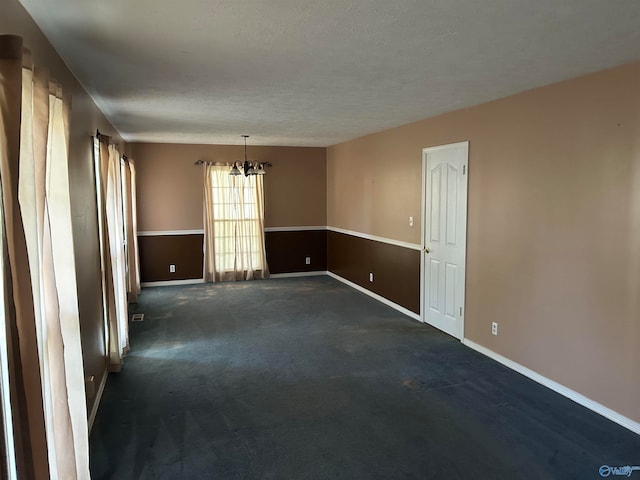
[422, 142, 468, 339]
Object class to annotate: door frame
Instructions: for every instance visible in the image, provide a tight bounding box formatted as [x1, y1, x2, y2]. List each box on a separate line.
[419, 141, 469, 340]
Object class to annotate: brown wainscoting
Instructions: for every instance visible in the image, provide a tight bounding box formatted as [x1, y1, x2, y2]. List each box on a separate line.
[265, 230, 327, 274]
[327, 231, 420, 314]
[138, 234, 204, 282]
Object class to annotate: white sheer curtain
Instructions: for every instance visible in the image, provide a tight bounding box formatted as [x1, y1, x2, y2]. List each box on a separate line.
[0, 35, 90, 479]
[95, 139, 129, 369]
[203, 165, 269, 282]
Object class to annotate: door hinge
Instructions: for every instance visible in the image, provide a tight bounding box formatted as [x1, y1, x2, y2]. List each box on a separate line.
[463, 165, 466, 175]
[459, 307, 463, 316]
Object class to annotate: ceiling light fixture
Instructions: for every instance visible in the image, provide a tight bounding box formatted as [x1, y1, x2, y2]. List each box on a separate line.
[230, 135, 269, 176]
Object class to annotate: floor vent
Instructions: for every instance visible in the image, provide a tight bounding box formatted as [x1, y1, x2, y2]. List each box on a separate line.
[131, 313, 144, 323]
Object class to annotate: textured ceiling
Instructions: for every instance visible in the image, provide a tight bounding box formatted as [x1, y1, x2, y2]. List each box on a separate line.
[18, 0, 640, 146]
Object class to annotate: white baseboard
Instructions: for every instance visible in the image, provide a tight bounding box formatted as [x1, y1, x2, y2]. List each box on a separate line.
[88, 368, 109, 433]
[143, 274, 329, 285]
[462, 339, 640, 435]
[327, 271, 421, 321]
[270, 271, 328, 279]
[141, 279, 204, 287]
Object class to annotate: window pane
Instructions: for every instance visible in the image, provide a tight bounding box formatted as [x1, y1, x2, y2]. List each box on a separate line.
[210, 169, 263, 272]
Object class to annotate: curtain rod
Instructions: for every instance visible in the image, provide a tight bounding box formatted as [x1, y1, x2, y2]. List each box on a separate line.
[94, 131, 131, 163]
[194, 159, 273, 167]
[194, 160, 231, 166]
[94, 129, 112, 146]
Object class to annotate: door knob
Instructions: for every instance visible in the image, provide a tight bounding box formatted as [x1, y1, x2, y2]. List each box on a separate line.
[424, 246, 430, 254]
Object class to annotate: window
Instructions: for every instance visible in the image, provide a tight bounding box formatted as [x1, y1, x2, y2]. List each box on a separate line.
[204, 165, 268, 281]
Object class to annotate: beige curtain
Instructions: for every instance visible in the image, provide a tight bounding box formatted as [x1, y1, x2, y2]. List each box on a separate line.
[203, 165, 215, 282]
[203, 165, 269, 282]
[0, 35, 90, 479]
[0, 34, 47, 480]
[96, 139, 129, 369]
[122, 159, 140, 302]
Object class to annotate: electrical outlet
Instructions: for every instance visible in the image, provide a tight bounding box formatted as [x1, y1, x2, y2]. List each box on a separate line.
[305, 256, 311, 265]
[491, 322, 498, 336]
[409, 216, 414, 227]
[369, 272, 374, 282]
[169, 264, 176, 273]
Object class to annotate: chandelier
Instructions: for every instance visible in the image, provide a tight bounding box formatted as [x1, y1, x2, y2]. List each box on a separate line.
[230, 135, 267, 176]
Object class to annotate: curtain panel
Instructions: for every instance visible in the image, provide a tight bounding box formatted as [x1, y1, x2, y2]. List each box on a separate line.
[122, 159, 141, 302]
[0, 34, 90, 480]
[0, 34, 47, 480]
[203, 165, 215, 282]
[95, 138, 129, 370]
[203, 165, 269, 282]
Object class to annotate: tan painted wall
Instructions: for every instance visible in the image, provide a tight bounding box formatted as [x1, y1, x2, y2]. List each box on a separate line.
[128, 142, 326, 231]
[327, 62, 640, 424]
[1, 0, 124, 418]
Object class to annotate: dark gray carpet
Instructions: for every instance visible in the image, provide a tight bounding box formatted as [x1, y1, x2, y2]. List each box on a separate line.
[89, 277, 639, 479]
